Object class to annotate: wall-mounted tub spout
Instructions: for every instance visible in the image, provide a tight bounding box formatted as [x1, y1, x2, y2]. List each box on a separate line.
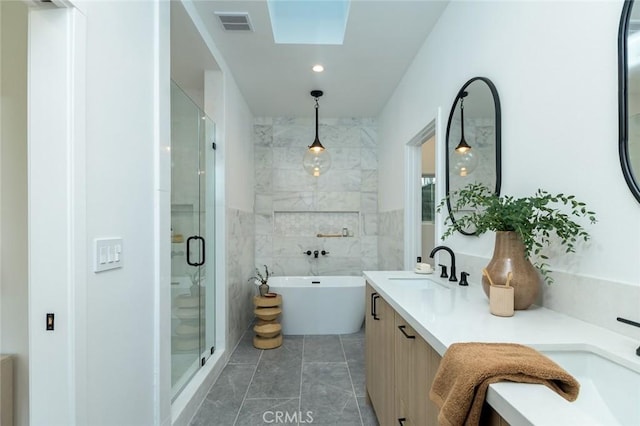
[303, 250, 328, 258]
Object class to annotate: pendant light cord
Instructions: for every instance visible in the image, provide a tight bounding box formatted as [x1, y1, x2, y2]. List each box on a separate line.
[315, 97, 319, 140]
[460, 97, 465, 140]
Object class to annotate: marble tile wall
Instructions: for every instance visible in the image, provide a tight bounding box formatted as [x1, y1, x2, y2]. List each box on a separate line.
[254, 117, 378, 277]
[378, 209, 404, 271]
[226, 208, 256, 351]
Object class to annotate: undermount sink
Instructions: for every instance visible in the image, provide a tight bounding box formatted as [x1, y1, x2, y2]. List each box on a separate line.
[388, 277, 451, 290]
[540, 347, 640, 425]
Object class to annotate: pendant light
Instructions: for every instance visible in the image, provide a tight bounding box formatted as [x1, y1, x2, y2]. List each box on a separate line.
[452, 91, 479, 177]
[303, 90, 331, 177]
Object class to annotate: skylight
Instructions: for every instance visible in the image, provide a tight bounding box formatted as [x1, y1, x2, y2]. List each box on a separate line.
[267, 0, 350, 45]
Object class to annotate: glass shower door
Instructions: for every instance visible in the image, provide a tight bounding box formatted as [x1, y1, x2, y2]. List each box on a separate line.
[170, 81, 215, 399]
[201, 113, 216, 365]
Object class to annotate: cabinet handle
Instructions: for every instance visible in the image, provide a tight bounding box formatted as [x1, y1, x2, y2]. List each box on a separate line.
[398, 325, 415, 339]
[372, 294, 380, 320]
[370, 292, 377, 317]
[398, 418, 406, 426]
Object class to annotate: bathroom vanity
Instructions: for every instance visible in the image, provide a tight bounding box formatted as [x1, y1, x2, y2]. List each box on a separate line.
[364, 271, 640, 426]
[365, 281, 505, 426]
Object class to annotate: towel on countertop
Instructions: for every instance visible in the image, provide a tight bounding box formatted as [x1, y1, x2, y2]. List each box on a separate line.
[429, 342, 580, 426]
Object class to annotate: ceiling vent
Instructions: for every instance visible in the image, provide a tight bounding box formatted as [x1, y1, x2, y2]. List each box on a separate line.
[24, 0, 66, 7]
[215, 12, 253, 32]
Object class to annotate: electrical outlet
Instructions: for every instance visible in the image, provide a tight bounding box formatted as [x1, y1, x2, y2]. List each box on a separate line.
[46, 313, 54, 331]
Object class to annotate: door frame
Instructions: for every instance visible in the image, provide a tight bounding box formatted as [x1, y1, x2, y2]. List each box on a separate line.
[27, 3, 87, 424]
[403, 108, 445, 270]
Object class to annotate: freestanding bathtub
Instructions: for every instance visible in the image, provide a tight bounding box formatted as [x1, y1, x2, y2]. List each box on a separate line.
[262, 276, 365, 335]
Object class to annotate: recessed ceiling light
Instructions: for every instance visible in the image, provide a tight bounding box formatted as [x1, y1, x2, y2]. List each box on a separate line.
[312, 64, 325, 73]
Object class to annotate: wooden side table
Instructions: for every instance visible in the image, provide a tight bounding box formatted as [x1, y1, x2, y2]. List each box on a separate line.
[253, 294, 283, 349]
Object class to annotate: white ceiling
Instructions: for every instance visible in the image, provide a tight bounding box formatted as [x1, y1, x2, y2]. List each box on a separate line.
[182, 0, 449, 118]
[171, 1, 221, 110]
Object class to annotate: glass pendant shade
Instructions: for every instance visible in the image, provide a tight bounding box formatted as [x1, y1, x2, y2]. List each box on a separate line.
[304, 90, 331, 176]
[303, 146, 331, 177]
[451, 148, 478, 177]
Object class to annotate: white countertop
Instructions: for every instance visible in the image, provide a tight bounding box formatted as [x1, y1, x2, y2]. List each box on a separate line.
[363, 270, 640, 426]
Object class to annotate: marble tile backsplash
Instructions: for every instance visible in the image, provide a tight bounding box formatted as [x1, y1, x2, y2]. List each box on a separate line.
[455, 252, 640, 340]
[254, 117, 379, 277]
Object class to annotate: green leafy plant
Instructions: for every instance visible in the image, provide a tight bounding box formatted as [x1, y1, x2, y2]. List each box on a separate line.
[248, 264, 271, 285]
[439, 183, 597, 284]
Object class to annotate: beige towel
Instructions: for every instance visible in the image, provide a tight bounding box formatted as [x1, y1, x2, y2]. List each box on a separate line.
[429, 342, 580, 426]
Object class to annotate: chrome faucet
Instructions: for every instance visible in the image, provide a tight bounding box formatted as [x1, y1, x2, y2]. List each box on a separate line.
[313, 250, 319, 258]
[429, 245, 457, 282]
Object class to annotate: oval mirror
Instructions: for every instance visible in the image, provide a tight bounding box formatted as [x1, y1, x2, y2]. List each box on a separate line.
[445, 77, 502, 235]
[619, 0, 640, 203]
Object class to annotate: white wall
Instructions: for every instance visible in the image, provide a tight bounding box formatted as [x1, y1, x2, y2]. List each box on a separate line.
[82, 1, 167, 424]
[0, 2, 28, 425]
[379, 0, 640, 287]
[224, 77, 255, 212]
[180, 0, 255, 214]
[181, 0, 255, 354]
[169, 3, 256, 424]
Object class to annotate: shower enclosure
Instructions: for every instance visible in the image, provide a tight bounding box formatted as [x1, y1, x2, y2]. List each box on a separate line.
[170, 81, 216, 399]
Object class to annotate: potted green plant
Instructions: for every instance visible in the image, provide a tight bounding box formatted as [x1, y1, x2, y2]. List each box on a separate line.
[249, 265, 271, 297]
[439, 183, 596, 309]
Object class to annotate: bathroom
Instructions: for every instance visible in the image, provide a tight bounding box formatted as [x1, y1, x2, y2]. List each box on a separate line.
[0, 0, 638, 426]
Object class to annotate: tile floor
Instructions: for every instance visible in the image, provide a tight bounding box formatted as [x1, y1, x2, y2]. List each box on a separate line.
[190, 326, 379, 426]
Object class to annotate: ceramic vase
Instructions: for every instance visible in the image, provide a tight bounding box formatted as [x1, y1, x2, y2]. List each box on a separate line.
[481, 231, 540, 310]
[259, 281, 270, 297]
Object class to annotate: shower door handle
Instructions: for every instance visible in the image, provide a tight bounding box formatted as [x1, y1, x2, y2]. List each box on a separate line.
[186, 236, 206, 266]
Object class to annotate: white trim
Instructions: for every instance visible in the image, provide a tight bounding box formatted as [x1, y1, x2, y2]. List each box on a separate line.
[434, 107, 446, 246]
[154, 1, 171, 425]
[69, 8, 87, 425]
[403, 109, 442, 270]
[28, 6, 86, 424]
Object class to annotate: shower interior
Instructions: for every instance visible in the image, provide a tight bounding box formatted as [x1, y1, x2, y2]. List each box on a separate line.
[170, 80, 216, 400]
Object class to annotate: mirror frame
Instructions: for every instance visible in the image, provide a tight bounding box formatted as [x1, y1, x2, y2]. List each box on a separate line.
[618, 0, 640, 203]
[445, 76, 502, 235]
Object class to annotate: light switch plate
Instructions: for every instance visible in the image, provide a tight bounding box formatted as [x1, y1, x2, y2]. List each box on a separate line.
[94, 238, 123, 272]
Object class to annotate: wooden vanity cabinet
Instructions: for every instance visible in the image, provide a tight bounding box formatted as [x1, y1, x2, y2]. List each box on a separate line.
[394, 314, 441, 425]
[365, 284, 396, 426]
[365, 282, 509, 426]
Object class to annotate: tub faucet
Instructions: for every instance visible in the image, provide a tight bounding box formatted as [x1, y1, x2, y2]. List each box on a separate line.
[313, 250, 319, 258]
[429, 245, 457, 282]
